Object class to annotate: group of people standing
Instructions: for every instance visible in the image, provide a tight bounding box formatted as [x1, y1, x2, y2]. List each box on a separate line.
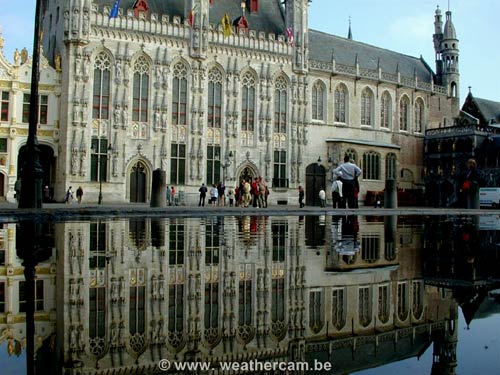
[198, 177, 270, 208]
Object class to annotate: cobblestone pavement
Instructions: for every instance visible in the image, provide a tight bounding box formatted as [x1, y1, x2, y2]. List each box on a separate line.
[0, 201, 498, 221]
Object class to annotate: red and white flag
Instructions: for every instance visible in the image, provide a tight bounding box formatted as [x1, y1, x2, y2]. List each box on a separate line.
[285, 27, 294, 45]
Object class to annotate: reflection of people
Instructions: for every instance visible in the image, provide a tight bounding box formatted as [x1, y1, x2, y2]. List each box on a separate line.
[43, 185, 50, 203]
[333, 156, 362, 208]
[165, 186, 171, 205]
[298, 186, 305, 208]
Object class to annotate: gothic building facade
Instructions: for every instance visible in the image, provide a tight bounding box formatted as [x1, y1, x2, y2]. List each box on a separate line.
[37, 0, 460, 204]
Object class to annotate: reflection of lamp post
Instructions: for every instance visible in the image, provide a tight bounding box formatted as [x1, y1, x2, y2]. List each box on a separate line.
[92, 143, 113, 204]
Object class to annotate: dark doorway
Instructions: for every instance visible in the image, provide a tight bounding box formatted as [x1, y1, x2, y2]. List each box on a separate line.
[0, 173, 4, 199]
[17, 144, 56, 189]
[239, 166, 255, 183]
[130, 161, 147, 203]
[305, 216, 326, 248]
[305, 163, 326, 206]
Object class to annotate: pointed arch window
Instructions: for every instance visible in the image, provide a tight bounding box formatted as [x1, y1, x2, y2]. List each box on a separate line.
[345, 148, 357, 163]
[204, 220, 220, 341]
[399, 96, 410, 131]
[309, 290, 324, 333]
[397, 282, 409, 321]
[359, 286, 372, 327]
[361, 88, 373, 126]
[378, 284, 390, 324]
[92, 52, 111, 120]
[363, 151, 381, 180]
[241, 72, 256, 131]
[412, 280, 424, 320]
[386, 153, 397, 180]
[332, 288, 346, 330]
[414, 98, 424, 133]
[172, 62, 188, 126]
[129, 269, 146, 336]
[274, 76, 288, 134]
[132, 56, 150, 122]
[334, 84, 347, 123]
[380, 91, 392, 129]
[312, 81, 325, 121]
[208, 68, 222, 128]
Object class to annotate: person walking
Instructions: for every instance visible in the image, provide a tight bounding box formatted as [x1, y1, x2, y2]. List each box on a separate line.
[43, 185, 51, 203]
[166, 186, 171, 206]
[217, 181, 226, 206]
[76, 186, 83, 204]
[331, 172, 343, 208]
[14, 178, 21, 202]
[65, 186, 74, 204]
[264, 185, 269, 208]
[171, 186, 176, 206]
[258, 176, 266, 208]
[319, 188, 326, 207]
[333, 156, 362, 208]
[198, 183, 208, 206]
[298, 186, 305, 208]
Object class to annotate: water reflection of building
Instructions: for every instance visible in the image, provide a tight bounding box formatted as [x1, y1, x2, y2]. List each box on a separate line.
[0, 223, 56, 356]
[19, 215, 458, 375]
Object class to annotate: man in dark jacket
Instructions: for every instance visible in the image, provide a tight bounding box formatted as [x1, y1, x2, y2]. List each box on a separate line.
[199, 183, 208, 206]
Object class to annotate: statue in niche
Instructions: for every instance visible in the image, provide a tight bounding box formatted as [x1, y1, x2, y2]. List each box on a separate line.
[71, 150, 78, 175]
[154, 107, 161, 130]
[83, 55, 91, 81]
[72, 8, 80, 35]
[115, 60, 122, 84]
[192, 26, 200, 51]
[303, 126, 308, 145]
[73, 101, 80, 123]
[63, 10, 70, 36]
[113, 103, 121, 128]
[122, 104, 128, 129]
[13, 49, 20, 65]
[75, 54, 82, 78]
[82, 10, 90, 36]
[155, 64, 162, 86]
[54, 54, 61, 72]
[162, 66, 168, 88]
[20, 48, 28, 64]
[80, 101, 88, 124]
[161, 110, 168, 130]
[80, 152, 87, 176]
[123, 61, 130, 85]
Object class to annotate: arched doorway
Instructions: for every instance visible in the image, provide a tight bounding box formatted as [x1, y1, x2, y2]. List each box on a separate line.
[17, 144, 56, 190]
[305, 163, 326, 206]
[130, 161, 147, 203]
[238, 165, 257, 184]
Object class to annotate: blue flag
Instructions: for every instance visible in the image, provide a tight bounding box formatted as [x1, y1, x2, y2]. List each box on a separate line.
[109, 0, 121, 19]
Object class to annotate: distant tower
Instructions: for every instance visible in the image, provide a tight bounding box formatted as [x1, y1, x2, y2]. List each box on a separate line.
[431, 315, 458, 375]
[434, 6, 460, 103]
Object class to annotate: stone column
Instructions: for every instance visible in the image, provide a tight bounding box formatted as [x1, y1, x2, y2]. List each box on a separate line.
[384, 179, 398, 208]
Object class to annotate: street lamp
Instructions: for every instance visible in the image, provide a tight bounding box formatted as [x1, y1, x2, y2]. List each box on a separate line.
[92, 143, 113, 204]
[317, 156, 322, 167]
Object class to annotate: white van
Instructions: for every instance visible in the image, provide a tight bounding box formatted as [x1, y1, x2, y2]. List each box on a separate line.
[479, 187, 500, 208]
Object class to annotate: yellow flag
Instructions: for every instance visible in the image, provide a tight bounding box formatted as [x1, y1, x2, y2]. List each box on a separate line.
[222, 13, 232, 37]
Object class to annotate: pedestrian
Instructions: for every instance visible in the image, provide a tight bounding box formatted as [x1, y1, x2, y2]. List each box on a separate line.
[43, 185, 50, 203]
[217, 181, 225, 206]
[14, 178, 21, 202]
[243, 179, 251, 207]
[258, 176, 266, 208]
[227, 187, 234, 207]
[76, 186, 83, 204]
[264, 185, 269, 208]
[252, 177, 259, 207]
[198, 183, 208, 206]
[65, 186, 74, 204]
[461, 158, 481, 209]
[234, 186, 240, 207]
[333, 155, 362, 208]
[166, 186, 171, 206]
[171, 186, 176, 206]
[298, 186, 305, 208]
[210, 184, 218, 205]
[319, 188, 326, 207]
[331, 172, 343, 208]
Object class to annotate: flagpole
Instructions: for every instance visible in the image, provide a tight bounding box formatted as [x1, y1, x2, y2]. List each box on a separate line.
[19, 0, 43, 209]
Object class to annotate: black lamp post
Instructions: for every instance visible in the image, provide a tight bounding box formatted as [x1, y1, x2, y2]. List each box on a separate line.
[92, 143, 113, 204]
[18, 0, 43, 209]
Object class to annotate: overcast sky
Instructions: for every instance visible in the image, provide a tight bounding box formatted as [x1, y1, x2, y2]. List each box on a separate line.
[0, 0, 498, 103]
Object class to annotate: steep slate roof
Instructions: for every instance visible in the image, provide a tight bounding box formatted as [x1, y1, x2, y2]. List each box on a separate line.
[95, 1, 434, 81]
[462, 93, 500, 124]
[308, 30, 434, 82]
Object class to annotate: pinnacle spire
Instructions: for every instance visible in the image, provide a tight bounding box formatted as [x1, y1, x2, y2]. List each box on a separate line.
[347, 16, 352, 40]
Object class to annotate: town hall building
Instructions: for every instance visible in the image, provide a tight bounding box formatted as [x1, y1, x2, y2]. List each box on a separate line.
[4, 0, 461, 204]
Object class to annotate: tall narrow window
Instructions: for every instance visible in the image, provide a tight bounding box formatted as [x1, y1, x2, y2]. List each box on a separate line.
[239, 276, 252, 326]
[169, 221, 185, 266]
[332, 288, 346, 330]
[273, 150, 287, 188]
[380, 91, 391, 129]
[132, 56, 150, 122]
[363, 151, 381, 180]
[414, 98, 424, 133]
[241, 72, 256, 131]
[89, 222, 106, 268]
[90, 138, 109, 182]
[208, 68, 222, 128]
[19, 280, 44, 313]
[386, 153, 397, 180]
[309, 290, 324, 333]
[334, 84, 347, 123]
[397, 282, 409, 321]
[172, 62, 188, 126]
[274, 76, 287, 133]
[312, 81, 325, 121]
[360, 88, 373, 126]
[22, 94, 48, 124]
[168, 284, 184, 335]
[92, 52, 111, 119]
[129, 281, 146, 335]
[0, 92, 9, 122]
[272, 223, 287, 262]
[412, 281, 424, 319]
[361, 236, 380, 263]
[378, 285, 390, 324]
[170, 143, 186, 185]
[206, 145, 221, 186]
[399, 95, 410, 131]
[359, 286, 372, 327]
[345, 148, 357, 163]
